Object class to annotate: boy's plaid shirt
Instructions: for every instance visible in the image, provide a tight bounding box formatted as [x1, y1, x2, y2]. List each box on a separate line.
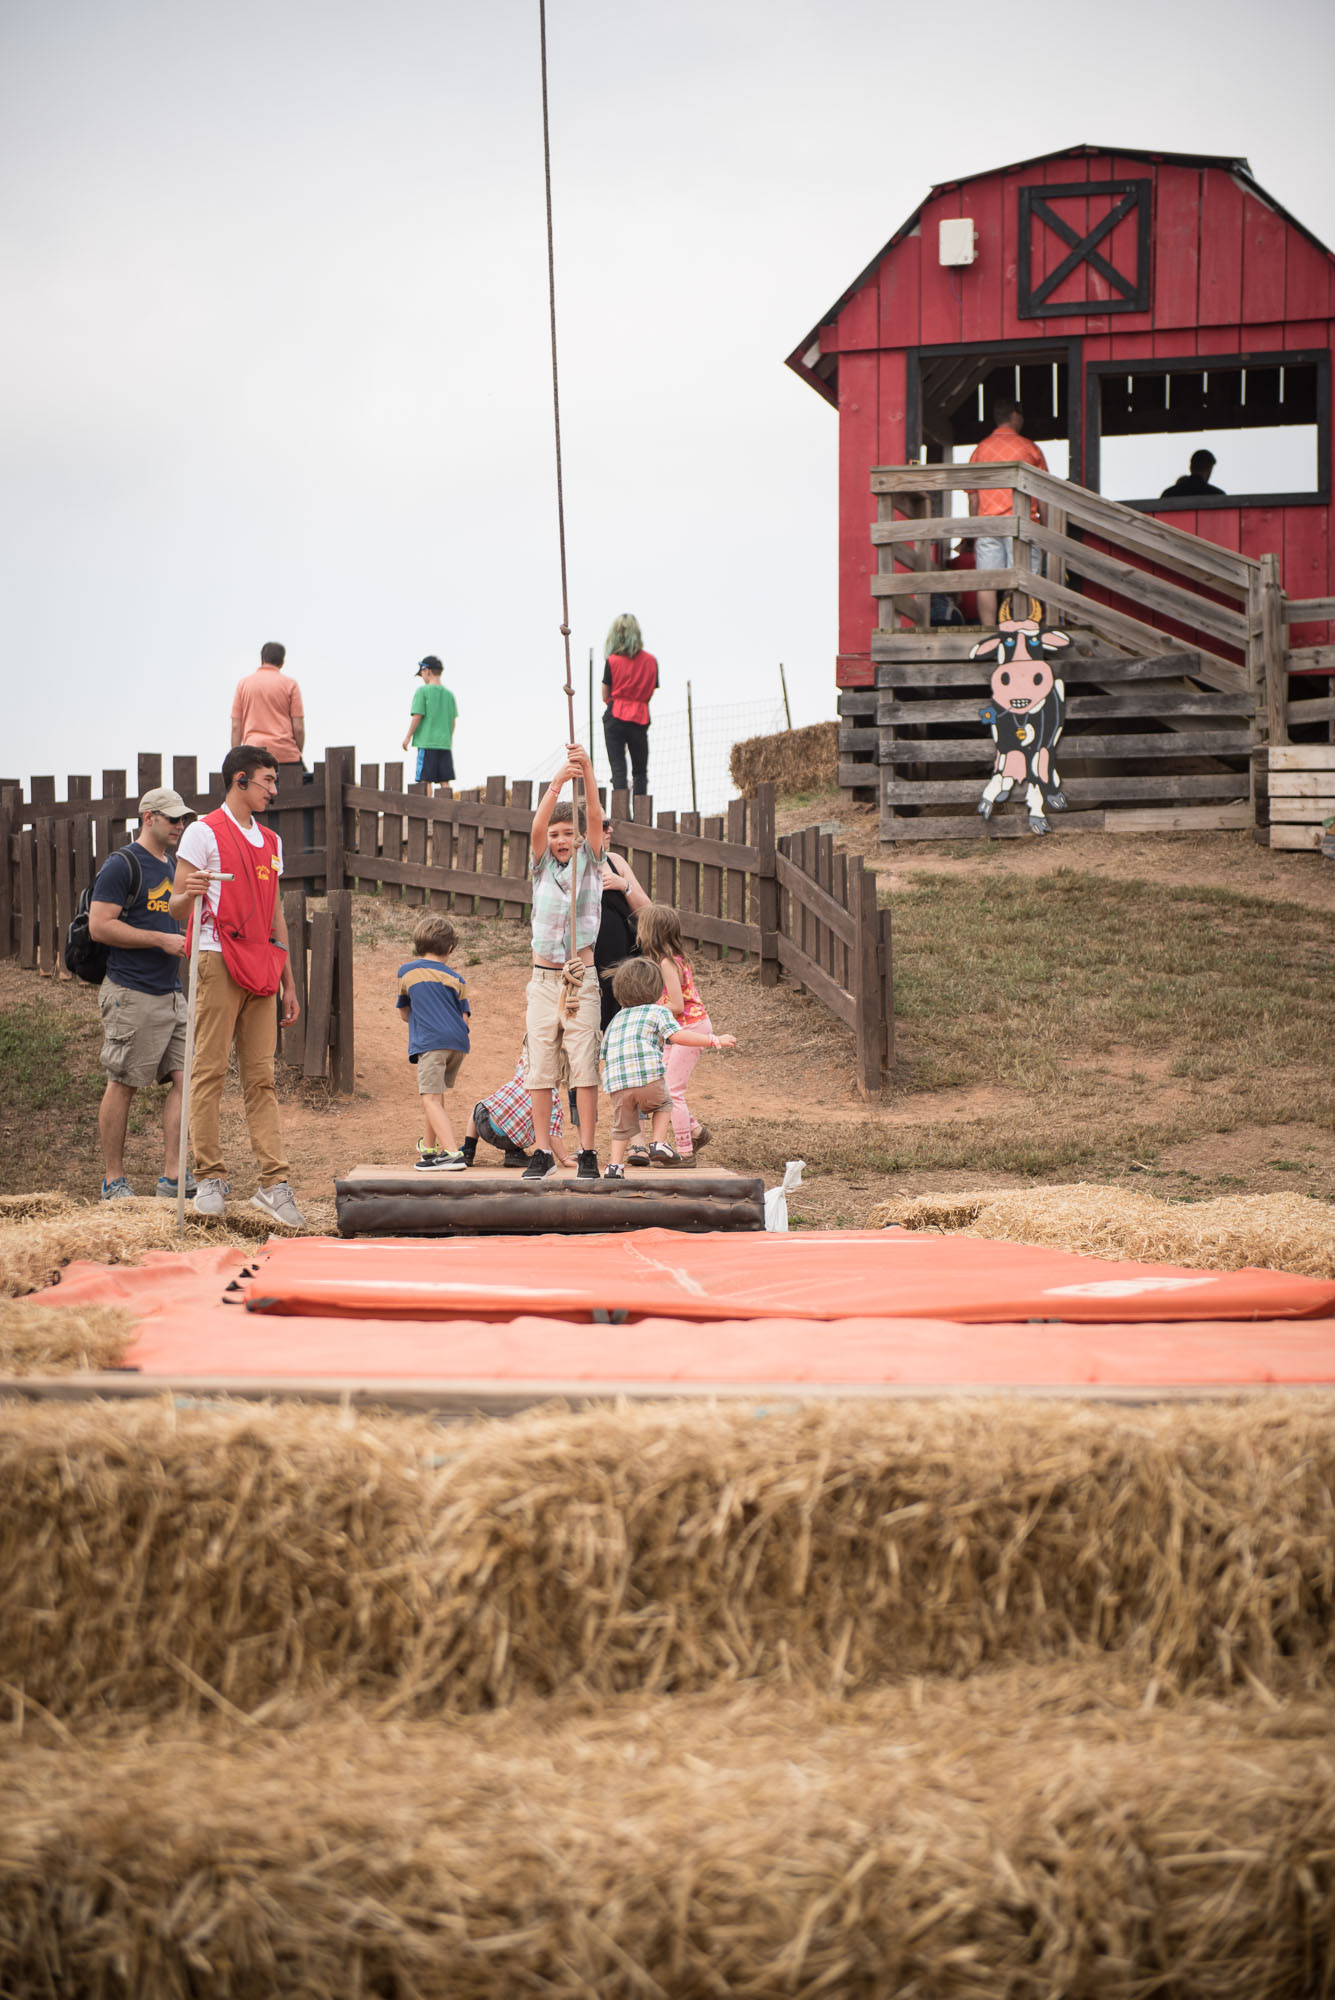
[484, 1063, 564, 1148]
[600, 1004, 679, 1096]
[530, 841, 603, 960]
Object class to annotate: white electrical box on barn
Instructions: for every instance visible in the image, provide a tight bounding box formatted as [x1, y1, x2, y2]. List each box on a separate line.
[938, 218, 976, 266]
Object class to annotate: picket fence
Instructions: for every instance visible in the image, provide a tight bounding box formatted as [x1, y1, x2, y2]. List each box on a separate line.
[0, 750, 895, 1095]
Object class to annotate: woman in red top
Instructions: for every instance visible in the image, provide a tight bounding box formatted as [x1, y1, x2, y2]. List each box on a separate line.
[601, 613, 658, 802]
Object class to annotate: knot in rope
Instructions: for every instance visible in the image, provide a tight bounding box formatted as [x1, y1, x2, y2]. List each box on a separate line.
[557, 955, 586, 1020]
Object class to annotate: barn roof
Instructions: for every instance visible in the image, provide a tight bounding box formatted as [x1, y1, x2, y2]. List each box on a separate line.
[786, 145, 1335, 400]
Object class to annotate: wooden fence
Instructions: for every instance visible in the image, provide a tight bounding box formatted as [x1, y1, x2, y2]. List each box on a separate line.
[0, 756, 894, 1095]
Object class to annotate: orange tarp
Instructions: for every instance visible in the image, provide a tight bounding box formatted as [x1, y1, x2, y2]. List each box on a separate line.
[233, 1230, 1335, 1324]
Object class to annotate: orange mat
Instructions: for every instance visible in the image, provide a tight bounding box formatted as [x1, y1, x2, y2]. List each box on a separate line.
[233, 1230, 1335, 1324]
[30, 1236, 1335, 1390]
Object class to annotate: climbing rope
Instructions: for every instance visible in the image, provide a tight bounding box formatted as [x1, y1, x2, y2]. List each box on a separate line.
[538, 0, 587, 1023]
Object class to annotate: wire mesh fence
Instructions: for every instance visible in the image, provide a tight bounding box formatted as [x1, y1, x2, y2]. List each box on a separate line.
[522, 696, 789, 816]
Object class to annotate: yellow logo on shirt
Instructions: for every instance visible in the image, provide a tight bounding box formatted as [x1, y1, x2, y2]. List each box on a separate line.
[256, 864, 272, 882]
[146, 878, 172, 913]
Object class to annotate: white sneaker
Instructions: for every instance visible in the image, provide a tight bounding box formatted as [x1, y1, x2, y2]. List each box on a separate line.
[251, 1181, 307, 1229]
[193, 1178, 230, 1217]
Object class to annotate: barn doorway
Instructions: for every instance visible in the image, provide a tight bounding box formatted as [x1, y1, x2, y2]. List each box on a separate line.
[907, 338, 1082, 483]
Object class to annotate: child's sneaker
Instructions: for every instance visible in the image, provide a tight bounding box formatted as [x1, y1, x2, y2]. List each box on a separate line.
[576, 1150, 600, 1181]
[603, 1161, 626, 1180]
[100, 1177, 134, 1201]
[522, 1150, 560, 1180]
[415, 1150, 467, 1173]
[648, 1141, 680, 1167]
[501, 1147, 530, 1169]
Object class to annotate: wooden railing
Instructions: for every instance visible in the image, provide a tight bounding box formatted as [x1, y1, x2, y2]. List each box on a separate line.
[0, 760, 895, 1094]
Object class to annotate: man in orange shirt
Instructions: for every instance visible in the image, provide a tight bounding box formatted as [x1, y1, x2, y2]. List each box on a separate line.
[967, 400, 1049, 627]
[231, 641, 306, 771]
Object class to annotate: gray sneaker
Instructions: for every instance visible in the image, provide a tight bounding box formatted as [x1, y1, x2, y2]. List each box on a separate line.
[251, 1181, 307, 1229]
[100, 1177, 134, 1201]
[193, 1177, 230, 1217]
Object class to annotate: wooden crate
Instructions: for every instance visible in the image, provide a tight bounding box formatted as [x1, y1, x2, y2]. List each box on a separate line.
[1268, 745, 1335, 852]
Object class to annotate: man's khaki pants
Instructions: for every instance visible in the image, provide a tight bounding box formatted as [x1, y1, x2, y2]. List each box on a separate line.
[189, 953, 290, 1186]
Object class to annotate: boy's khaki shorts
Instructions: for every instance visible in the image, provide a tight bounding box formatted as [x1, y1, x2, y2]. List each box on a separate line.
[98, 982, 187, 1088]
[524, 967, 601, 1089]
[416, 1048, 466, 1095]
[610, 1078, 668, 1139]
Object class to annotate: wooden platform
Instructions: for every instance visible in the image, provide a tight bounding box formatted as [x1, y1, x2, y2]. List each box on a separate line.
[333, 1163, 767, 1237]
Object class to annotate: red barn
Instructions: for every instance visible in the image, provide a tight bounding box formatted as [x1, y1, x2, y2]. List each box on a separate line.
[787, 146, 1335, 842]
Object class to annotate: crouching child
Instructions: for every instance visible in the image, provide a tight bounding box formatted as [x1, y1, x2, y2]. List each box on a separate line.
[599, 957, 736, 1177]
[397, 914, 470, 1171]
[523, 742, 604, 1181]
[461, 1047, 573, 1170]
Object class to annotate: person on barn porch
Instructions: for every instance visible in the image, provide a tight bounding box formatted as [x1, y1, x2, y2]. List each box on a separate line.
[968, 399, 1049, 628]
[1162, 450, 1225, 499]
[170, 745, 307, 1230]
[602, 613, 658, 802]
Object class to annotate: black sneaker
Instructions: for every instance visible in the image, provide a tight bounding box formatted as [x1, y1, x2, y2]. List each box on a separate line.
[502, 1147, 530, 1169]
[576, 1149, 600, 1180]
[522, 1150, 559, 1181]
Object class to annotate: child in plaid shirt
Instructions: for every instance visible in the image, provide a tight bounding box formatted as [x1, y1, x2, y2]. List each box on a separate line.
[461, 1049, 573, 1170]
[599, 958, 735, 1178]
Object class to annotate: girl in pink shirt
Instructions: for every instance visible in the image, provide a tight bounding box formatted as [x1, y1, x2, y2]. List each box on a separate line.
[635, 903, 714, 1166]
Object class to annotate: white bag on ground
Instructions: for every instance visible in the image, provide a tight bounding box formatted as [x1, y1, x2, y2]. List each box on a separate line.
[764, 1159, 805, 1232]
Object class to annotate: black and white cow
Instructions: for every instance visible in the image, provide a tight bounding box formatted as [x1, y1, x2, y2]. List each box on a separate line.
[969, 618, 1072, 834]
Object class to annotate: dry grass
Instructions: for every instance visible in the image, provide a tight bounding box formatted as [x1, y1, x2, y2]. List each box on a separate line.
[0, 1195, 337, 1298]
[0, 1673, 1331, 1998]
[730, 722, 838, 799]
[867, 1183, 1335, 1276]
[2, 1396, 1332, 1725]
[0, 1298, 132, 1376]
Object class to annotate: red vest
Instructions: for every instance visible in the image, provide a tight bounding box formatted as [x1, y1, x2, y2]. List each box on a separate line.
[199, 807, 286, 997]
[606, 651, 658, 726]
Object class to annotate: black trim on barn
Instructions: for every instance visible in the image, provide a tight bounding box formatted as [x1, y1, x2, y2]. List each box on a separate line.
[1084, 349, 1331, 508]
[1018, 181, 1152, 320]
[907, 336, 1084, 487]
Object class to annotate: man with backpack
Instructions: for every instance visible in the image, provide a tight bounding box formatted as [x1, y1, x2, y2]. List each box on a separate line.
[88, 787, 210, 1201]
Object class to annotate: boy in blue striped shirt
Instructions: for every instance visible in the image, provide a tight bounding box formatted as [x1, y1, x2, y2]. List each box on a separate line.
[397, 914, 470, 1170]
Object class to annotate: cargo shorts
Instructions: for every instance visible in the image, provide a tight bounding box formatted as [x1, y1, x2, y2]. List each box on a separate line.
[524, 965, 601, 1090]
[416, 1048, 466, 1095]
[98, 982, 187, 1088]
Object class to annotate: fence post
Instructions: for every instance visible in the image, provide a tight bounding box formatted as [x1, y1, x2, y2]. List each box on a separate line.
[879, 906, 895, 1074]
[279, 891, 307, 1071]
[329, 887, 355, 1093]
[753, 783, 779, 987]
[1260, 553, 1287, 750]
[323, 746, 354, 895]
[851, 859, 883, 1097]
[0, 799, 12, 960]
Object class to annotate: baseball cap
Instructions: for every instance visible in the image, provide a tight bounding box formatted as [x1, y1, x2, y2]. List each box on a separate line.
[416, 655, 443, 676]
[138, 787, 193, 820]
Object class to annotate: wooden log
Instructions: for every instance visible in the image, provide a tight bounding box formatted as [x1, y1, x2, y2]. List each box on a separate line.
[753, 784, 779, 988]
[877, 729, 1252, 766]
[882, 773, 1250, 805]
[477, 775, 506, 919]
[1283, 597, 1335, 623]
[303, 910, 334, 1080]
[871, 514, 1021, 545]
[502, 780, 532, 921]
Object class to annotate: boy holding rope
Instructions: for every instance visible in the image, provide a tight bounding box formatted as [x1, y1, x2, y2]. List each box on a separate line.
[523, 742, 603, 1181]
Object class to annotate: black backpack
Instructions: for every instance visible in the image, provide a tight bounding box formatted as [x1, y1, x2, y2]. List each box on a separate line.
[65, 846, 144, 985]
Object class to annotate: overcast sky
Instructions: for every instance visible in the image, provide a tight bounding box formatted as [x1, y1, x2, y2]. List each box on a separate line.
[3, 0, 1333, 807]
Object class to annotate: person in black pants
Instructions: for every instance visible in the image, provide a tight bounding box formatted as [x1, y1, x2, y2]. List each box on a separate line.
[602, 613, 658, 801]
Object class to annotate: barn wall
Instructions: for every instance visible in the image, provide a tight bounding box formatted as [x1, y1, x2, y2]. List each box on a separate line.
[826, 156, 1335, 660]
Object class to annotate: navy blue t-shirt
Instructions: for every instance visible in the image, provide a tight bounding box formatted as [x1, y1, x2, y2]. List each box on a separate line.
[396, 957, 470, 1061]
[91, 842, 182, 995]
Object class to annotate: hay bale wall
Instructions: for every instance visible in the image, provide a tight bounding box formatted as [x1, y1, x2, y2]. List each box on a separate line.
[0, 1298, 131, 1375]
[729, 721, 837, 799]
[2, 1680, 1332, 1999]
[867, 1183, 1335, 1277]
[2, 1397, 1332, 1723]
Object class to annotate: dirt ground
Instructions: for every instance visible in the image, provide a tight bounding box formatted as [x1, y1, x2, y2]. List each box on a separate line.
[7, 814, 1335, 1230]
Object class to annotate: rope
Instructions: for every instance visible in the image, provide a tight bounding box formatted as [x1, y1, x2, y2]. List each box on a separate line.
[539, 0, 586, 1021]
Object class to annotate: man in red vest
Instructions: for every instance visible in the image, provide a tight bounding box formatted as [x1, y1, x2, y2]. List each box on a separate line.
[170, 744, 306, 1227]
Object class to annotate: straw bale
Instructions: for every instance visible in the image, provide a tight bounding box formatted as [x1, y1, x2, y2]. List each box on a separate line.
[0, 1679, 1332, 1996]
[0, 1191, 75, 1223]
[729, 721, 838, 799]
[1, 1396, 1332, 1723]
[0, 1298, 131, 1375]
[0, 1197, 316, 1298]
[867, 1181, 1335, 1276]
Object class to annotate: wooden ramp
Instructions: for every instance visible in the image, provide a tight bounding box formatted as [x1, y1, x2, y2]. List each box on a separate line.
[333, 1163, 766, 1237]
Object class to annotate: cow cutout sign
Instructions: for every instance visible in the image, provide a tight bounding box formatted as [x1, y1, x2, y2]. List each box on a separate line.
[970, 604, 1071, 835]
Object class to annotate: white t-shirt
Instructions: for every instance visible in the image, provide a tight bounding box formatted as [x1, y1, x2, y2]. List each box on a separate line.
[177, 806, 285, 954]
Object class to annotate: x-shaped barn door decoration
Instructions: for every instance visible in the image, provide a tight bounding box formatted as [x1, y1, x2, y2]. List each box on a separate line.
[1017, 179, 1151, 318]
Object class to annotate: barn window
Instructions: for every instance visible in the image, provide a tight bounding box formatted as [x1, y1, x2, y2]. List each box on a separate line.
[1085, 351, 1329, 509]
